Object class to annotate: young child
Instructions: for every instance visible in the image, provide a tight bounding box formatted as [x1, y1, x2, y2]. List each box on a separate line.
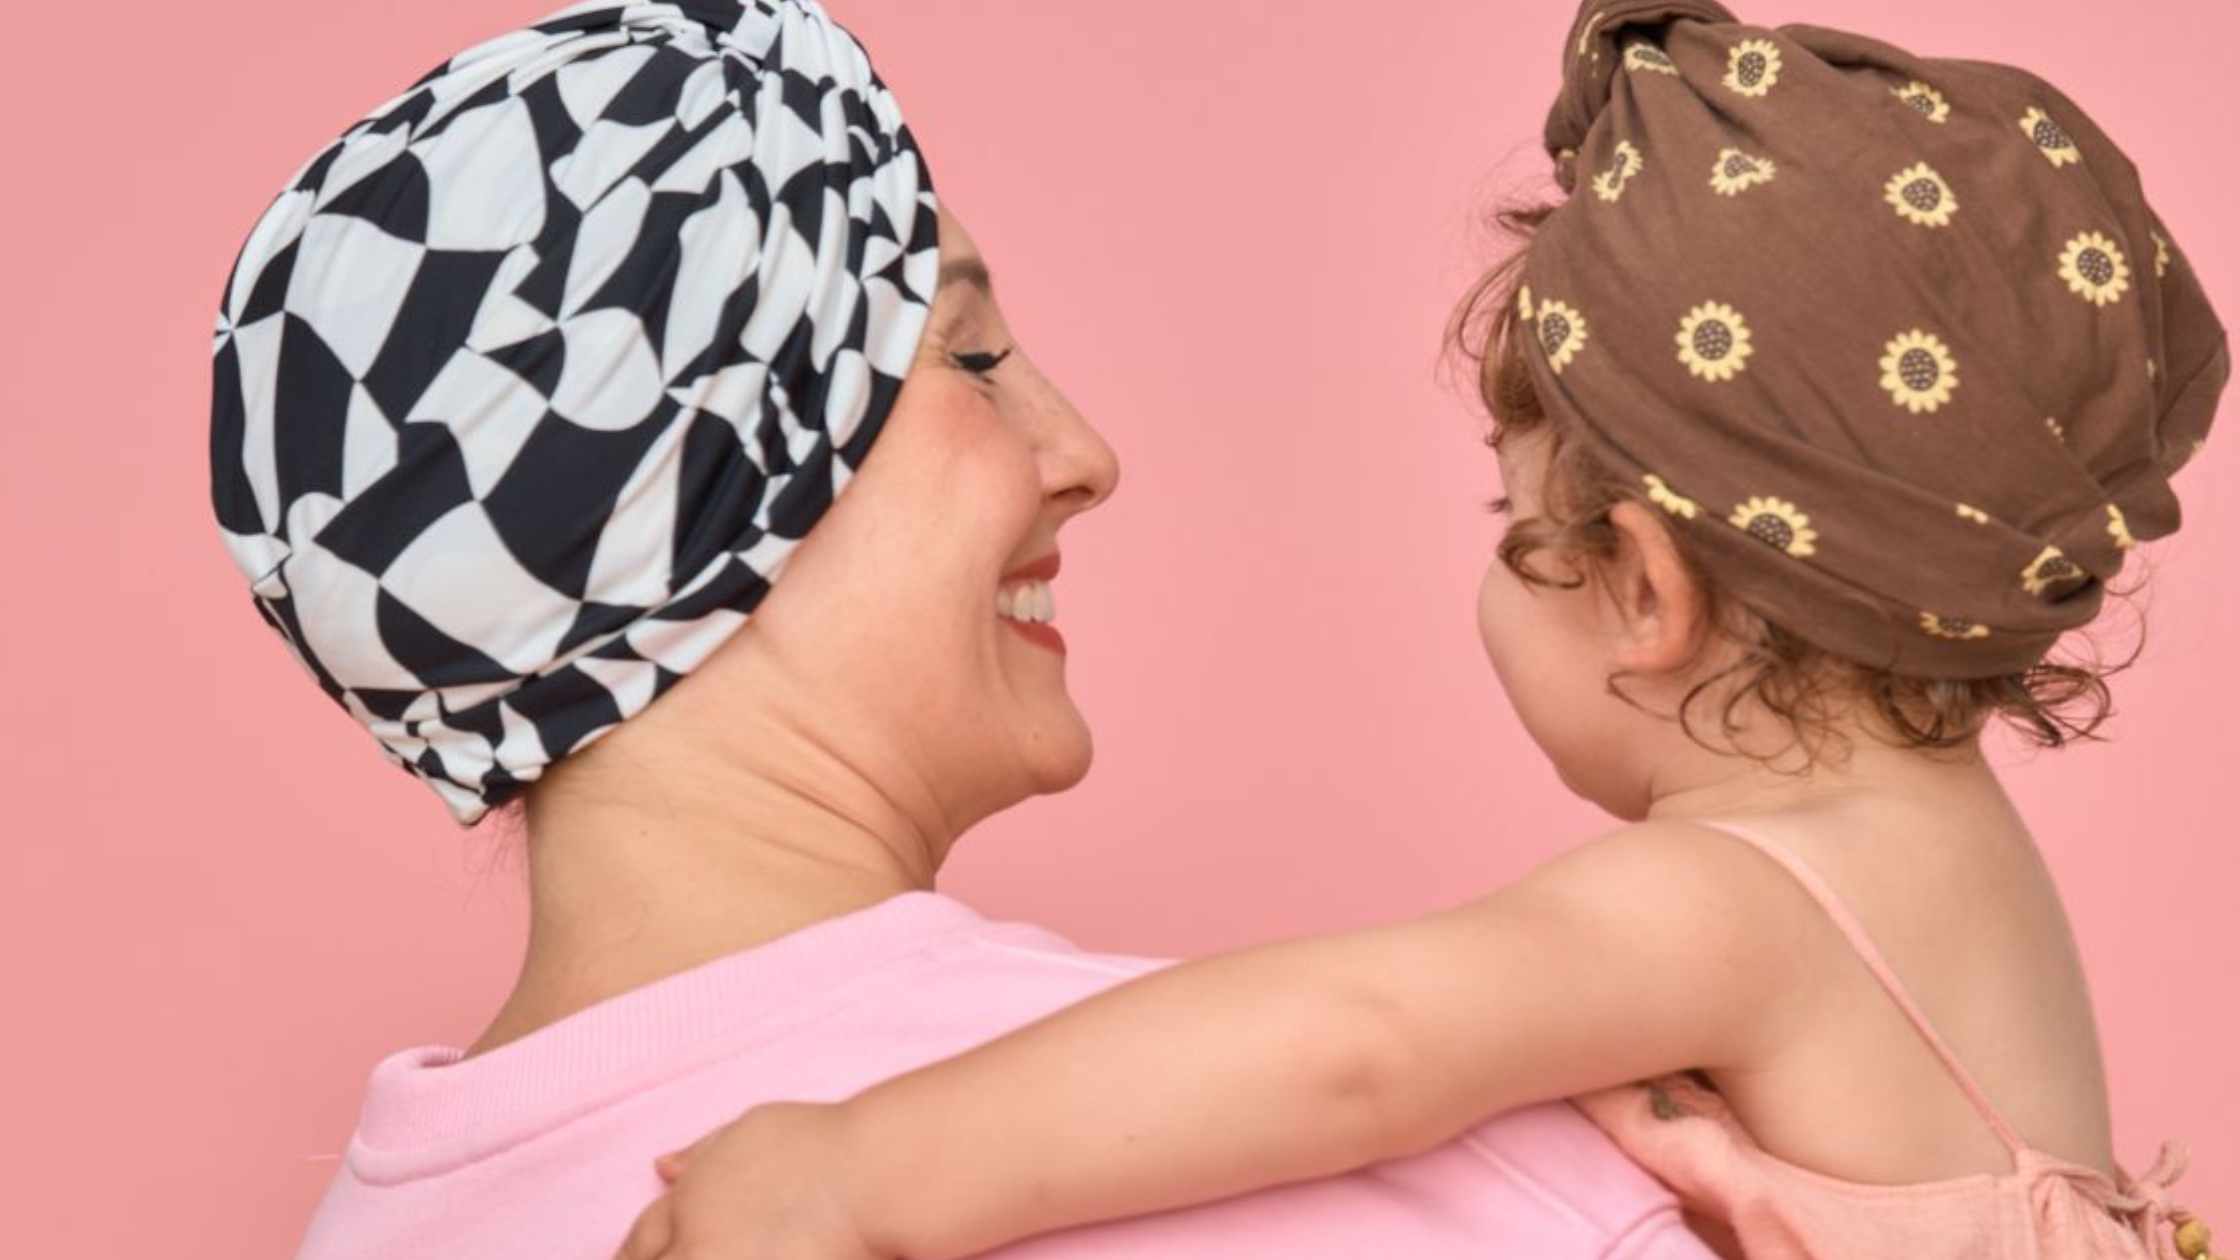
[615, 2, 2229, 1258]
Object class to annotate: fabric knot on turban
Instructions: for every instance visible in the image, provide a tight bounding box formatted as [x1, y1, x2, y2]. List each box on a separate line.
[1518, 0, 2229, 678]
[208, 0, 938, 825]
[1547, 0, 1740, 191]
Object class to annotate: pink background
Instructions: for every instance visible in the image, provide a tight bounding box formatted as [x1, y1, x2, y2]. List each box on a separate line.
[2, 0, 2233, 1250]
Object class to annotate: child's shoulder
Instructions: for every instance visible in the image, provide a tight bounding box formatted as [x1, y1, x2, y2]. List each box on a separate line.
[1482, 817, 1845, 1021]
[1516, 814, 1839, 933]
[1412, 815, 1847, 1089]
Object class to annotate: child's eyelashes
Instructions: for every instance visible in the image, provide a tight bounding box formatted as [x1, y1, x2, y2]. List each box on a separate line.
[949, 345, 1015, 378]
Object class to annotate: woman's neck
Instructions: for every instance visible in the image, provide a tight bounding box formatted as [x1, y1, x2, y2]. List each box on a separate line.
[459, 713, 951, 1060]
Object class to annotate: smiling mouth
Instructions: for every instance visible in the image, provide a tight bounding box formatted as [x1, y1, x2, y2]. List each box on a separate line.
[996, 578, 1065, 654]
[996, 580, 1055, 624]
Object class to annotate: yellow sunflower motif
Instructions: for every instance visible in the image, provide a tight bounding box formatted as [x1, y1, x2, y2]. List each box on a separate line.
[1956, 503, 1990, 524]
[1879, 330, 1959, 414]
[2108, 504, 2137, 551]
[1518, 283, 1535, 321]
[1724, 38, 1783, 97]
[1578, 10, 1607, 58]
[1920, 612, 1991, 641]
[1884, 163, 1958, 228]
[1709, 148, 1777, 196]
[2020, 544, 2085, 597]
[1677, 302, 1755, 382]
[1536, 298, 1589, 374]
[1729, 496, 1817, 558]
[2153, 230, 2172, 279]
[1623, 41, 1681, 75]
[1644, 473, 1701, 519]
[1593, 141, 1647, 203]
[2021, 106, 2081, 168]
[2059, 231, 2131, 307]
[1892, 81, 1951, 123]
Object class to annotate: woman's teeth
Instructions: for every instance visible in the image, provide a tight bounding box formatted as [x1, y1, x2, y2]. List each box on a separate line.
[997, 580, 1057, 625]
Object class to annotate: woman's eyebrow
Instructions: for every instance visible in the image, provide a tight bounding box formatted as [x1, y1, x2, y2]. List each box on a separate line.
[937, 256, 993, 295]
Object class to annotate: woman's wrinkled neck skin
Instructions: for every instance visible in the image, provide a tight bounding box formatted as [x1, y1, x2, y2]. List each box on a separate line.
[460, 639, 954, 1061]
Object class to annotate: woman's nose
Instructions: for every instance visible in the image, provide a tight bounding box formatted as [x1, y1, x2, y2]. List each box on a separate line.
[1041, 381, 1121, 517]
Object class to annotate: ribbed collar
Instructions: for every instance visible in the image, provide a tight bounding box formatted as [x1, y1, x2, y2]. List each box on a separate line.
[347, 889, 993, 1184]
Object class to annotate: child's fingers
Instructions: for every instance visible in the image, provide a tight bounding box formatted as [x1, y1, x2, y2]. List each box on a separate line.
[613, 1194, 675, 1260]
[653, 1130, 717, 1177]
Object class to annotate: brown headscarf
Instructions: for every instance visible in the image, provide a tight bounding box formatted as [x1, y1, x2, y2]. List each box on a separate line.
[1518, 0, 2228, 678]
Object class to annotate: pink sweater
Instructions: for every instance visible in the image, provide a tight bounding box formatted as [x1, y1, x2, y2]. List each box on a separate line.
[292, 891, 1712, 1259]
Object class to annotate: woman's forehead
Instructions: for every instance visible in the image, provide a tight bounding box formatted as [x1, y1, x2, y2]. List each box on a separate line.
[934, 205, 986, 280]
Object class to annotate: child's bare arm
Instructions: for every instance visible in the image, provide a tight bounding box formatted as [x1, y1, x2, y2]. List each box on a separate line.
[803, 820, 1817, 1260]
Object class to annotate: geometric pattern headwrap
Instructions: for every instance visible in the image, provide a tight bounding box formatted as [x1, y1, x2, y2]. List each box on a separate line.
[1518, 0, 2228, 679]
[208, 0, 938, 826]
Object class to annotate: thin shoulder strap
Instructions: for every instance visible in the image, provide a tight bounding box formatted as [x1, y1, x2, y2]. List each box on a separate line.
[1694, 816, 2029, 1158]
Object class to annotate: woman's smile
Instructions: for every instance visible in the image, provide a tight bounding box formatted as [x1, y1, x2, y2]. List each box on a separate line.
[998, 553, 1065, 655]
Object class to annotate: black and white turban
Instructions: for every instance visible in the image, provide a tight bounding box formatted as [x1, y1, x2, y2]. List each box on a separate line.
[208, 0, 939, 826]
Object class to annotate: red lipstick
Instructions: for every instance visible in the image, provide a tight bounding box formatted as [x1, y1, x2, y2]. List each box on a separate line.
[1000, 553, 1061, 584]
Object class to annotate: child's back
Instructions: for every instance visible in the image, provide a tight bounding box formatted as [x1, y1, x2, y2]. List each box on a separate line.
[1658, 783, 2112, 1184]
[1574, 798, 2174, 1258]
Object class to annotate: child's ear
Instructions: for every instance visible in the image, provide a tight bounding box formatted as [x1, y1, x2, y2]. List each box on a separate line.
[1602, 500, 1706, 675]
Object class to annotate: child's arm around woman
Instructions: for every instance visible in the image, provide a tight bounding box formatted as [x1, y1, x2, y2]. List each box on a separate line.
[618, 822, 1817, 1260]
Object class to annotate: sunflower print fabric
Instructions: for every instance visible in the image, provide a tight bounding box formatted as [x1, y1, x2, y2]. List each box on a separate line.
[1536, 298, 1591, 373]
[2021, 106, 2083, 167]
[2059, 232, 2132, 306]
[1920, 612, 1991, 641]
[1730, 496, 1816, 557]
[1529, 0, 2229, 681]
[1594, 141, 1647, 201]
[1625, 41, 1682, 75]
[1710, 148, 1777, 196]
[1678, 303, 1754, 380]
[1892, 81, 1951, 123]
[1880, 331, 1960, 414]
[1646, 473, 1701, 518]
[1724, 38, 1783, 96]
[1885, 164, 1957, 227]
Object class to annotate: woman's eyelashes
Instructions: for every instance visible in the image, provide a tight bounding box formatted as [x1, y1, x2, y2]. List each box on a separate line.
[949, 345, 1015, 378]
[1486, 494, 1513, 517]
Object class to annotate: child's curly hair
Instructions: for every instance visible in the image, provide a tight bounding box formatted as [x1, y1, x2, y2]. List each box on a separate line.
[1450, 200, 2151, 772]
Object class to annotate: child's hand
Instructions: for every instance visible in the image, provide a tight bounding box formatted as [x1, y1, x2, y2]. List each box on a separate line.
[614, 1101, 888, 1260]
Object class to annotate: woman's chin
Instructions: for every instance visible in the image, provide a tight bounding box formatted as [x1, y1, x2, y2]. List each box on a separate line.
[1021, 711, 1096, 795]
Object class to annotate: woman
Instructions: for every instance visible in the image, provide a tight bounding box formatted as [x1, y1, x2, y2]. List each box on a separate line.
[209, 1, 1713, 1256]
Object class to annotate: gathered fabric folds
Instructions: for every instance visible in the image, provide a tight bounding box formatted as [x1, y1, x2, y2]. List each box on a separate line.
[1517, 0, 2228, 677]
[208, 0, 939, 825]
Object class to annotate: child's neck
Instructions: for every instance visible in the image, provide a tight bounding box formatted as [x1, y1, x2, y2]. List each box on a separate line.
[1640, 732, 2016, 834]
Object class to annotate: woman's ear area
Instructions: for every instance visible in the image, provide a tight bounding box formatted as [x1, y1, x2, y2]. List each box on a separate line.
[1601, 499, 1708, 676]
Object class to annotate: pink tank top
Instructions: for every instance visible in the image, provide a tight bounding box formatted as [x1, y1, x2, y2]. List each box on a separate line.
[1568, 818, 2206, 1260]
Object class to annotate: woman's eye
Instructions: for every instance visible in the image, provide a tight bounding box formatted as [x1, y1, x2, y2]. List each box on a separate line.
[949, 346, 1015, 377]
[1486, 495, 1513, 517]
